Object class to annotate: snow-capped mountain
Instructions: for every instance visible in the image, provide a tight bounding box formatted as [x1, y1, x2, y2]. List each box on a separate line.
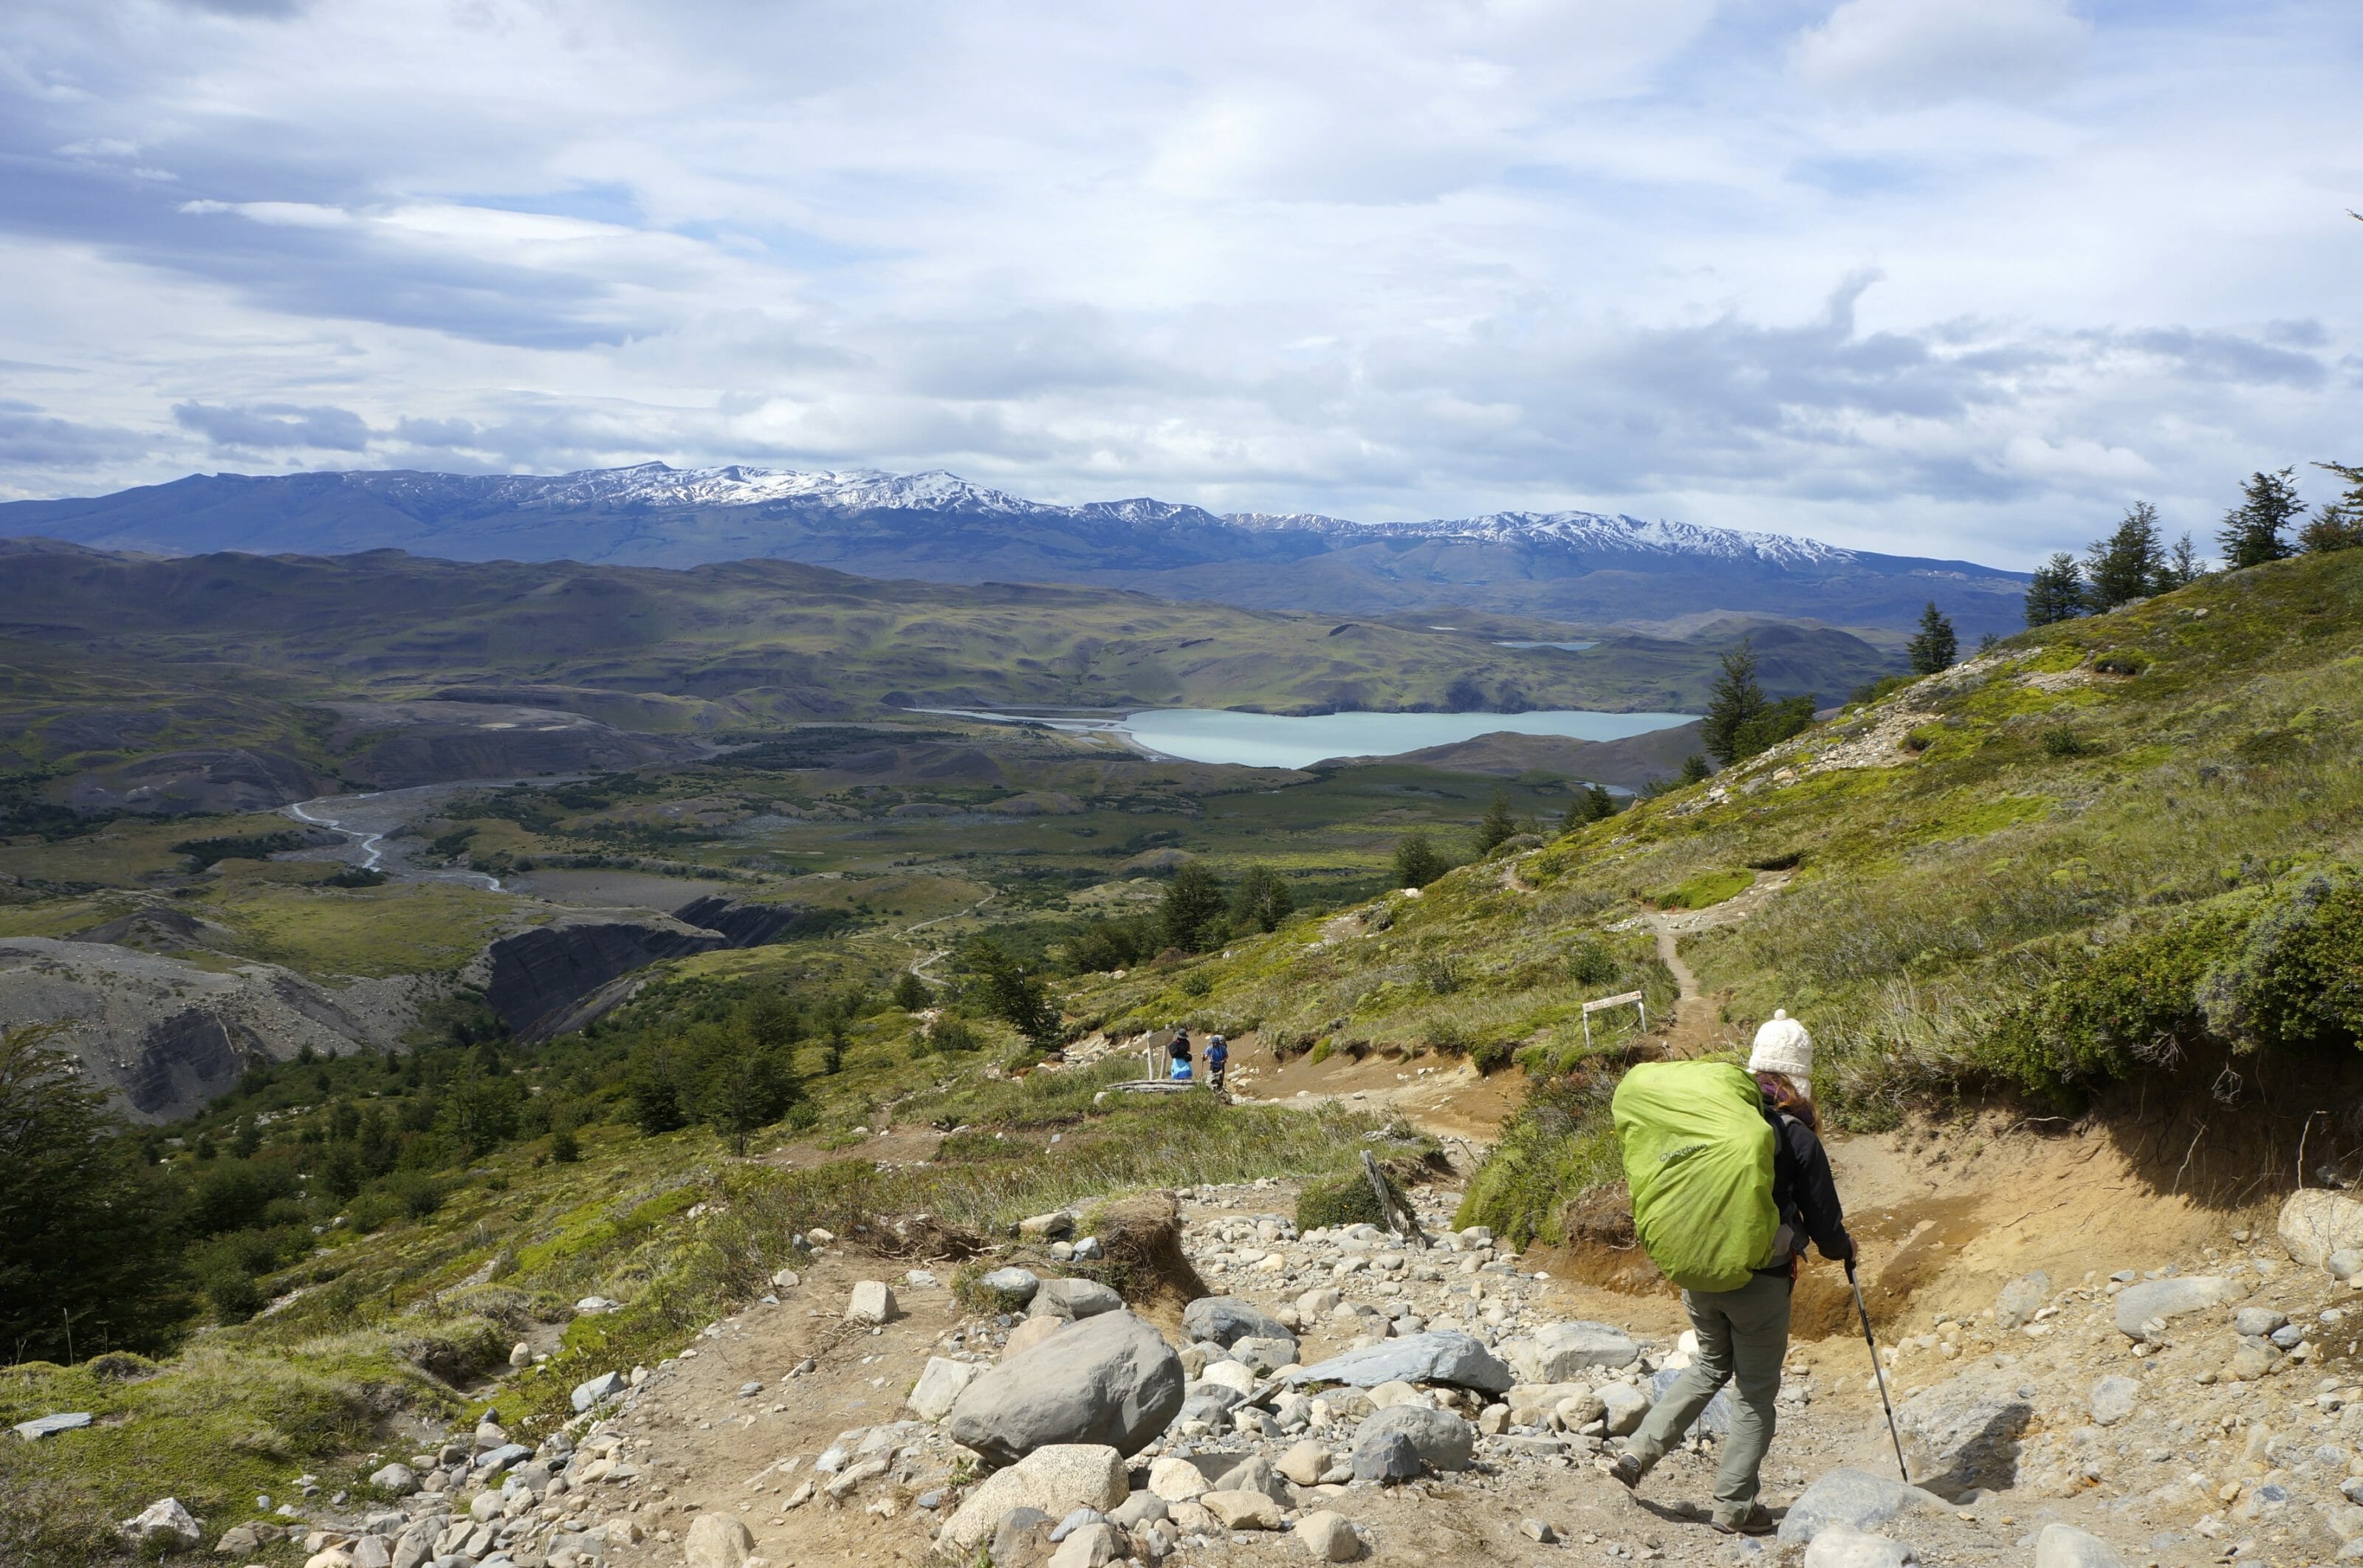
[1, 461, 2026, 633]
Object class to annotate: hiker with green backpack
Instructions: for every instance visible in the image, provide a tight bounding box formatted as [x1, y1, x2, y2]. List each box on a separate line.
[1603, 1011, 1855, 1536]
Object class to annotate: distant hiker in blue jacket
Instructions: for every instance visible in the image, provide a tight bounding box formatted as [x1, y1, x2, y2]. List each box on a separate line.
[1205, 1034, 1229, 1090]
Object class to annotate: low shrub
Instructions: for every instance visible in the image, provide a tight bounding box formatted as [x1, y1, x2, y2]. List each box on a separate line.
[1295, 1168, 1409, 1232]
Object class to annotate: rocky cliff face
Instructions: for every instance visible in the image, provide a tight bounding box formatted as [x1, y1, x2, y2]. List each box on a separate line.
[0, 937, 431, 1121]
[483, 896, 809, 1041]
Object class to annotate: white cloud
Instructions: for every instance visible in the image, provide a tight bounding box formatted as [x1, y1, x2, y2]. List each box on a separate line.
[1788, 0, 2091, 108]
[0, 0, 2354, 568]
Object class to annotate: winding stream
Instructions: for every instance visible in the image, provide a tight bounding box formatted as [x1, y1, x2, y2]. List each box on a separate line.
[285, 794, 506, 893]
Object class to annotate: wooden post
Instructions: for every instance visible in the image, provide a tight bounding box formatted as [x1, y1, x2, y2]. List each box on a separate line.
[1361, 1149, 1428, 1249]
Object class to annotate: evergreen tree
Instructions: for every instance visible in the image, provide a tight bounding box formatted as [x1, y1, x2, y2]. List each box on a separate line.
[2085, 502, 2167, 609]
[625, 1042, 687, 1135]
[693, 1024, 798, 1155]
[1905, 602, 1958, 675]
[891, 972, 934, 1012]
[1229, 863, 1294, 932]
[2162, 532, 2205, 587]
[0, 1024, 189, 1359]
[962, 936, 1063, 1051]
[1700, 639, 1768, 766]
[2218, 467, 2305, 568]
[1561, 782, 1615, 833]
[2023, 553, 2088, 626]
[1391, 833, 1448, 890]
[1732, 695, 1817, 760]
[548, 1117, 581, 1163]
[1159, 862, 1229, 951]
[820, 1019, 849, 1074]
[2299, 461, 2363, 554]
[1473, 790, 1519, 856]
[741, 990, 803, 1053]
[1678, 754, 1712, 784]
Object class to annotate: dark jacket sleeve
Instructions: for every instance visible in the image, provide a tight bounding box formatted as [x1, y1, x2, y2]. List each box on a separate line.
[1780, 1118, 1853, 1261]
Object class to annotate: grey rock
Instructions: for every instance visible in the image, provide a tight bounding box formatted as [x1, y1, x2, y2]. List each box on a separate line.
[475, 1443, 532, 1477]
[946, 1310, 1185, 1465]
[2088, 1376, 2139, 1428]
[1893, 1367, 2034, 1497]
[2113, 1276, 2236, 1339]
[1775, 1468, 1947, 1546]
[1598, 1383, 1651, 1437]
[981, 1268, 1042, 1306]
[2033, 1523, 2127, 1568]
[1351, 1430, 1422, 1482]
[1033, 1278, 1124, 1321]
[2270, 1323, 2304, 1349]
[1994, 1271, 2050, 1330]
[1351, 1404, 1475, 1471]
[1498, 1321, 1639, 1383]
[370, 1462, 419, 1495]
[1182, 1296, 1292, 1348]
[1230, 1334, 1300, 1375]
[2331, 1250, 2363, 1282]
[1049, 1507, 1108, 1542]
[13, 1411, 93, 1442]
[1299, 1509, 1363, 1561]
[1283, 1331, 1514, 1395]
[1212, 1455, 1291, 1507]
[2280, 1190, 2363, 1268]
[2235, 1307, 2288, 1338]
[1110, 1492, 1168, 1530]
[569, 1372, 626, 1412]
[1803, 1523, 1915, 1568]
[1645, 1367, 1733, 1437]
[991, 1507, 1054, 1567]
[1046, 1520, 1122, 1568]
[118, 1498, 202, 1543]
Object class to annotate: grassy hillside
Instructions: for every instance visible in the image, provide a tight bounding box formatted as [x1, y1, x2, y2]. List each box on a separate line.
[1058, 547, 2363, 1242]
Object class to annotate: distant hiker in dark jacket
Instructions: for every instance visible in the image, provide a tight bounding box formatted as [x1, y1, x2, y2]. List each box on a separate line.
[1167, 1029, 1193, 1082]
[1608, 1011, 1855, 1536]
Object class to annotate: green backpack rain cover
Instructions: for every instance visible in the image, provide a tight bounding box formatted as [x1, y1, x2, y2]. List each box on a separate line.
[1612, 1059, 1778, 1293]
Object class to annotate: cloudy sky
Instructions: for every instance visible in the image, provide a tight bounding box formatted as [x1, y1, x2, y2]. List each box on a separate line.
[1, 0, 2357, 565]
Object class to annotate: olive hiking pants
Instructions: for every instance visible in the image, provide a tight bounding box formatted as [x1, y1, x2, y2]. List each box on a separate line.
[1619, 1268, 1791, 1526]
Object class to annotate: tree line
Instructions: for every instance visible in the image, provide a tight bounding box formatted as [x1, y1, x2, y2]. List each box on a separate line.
[2026, 463, 2363, 627]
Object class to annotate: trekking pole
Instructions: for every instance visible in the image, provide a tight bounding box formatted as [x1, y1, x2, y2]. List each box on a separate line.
[1847, 1256, 1910, 1484]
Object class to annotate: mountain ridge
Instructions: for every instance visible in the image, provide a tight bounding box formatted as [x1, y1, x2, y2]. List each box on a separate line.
[1, 461, 2030, 633]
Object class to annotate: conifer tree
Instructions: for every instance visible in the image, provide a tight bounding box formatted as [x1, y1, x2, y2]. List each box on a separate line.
[2218, 467, 2305, 568]
[1391, 833, 1448, 890]
[1906, 602, 1958, 675]
[1700, 639, 1767, 766]
[2023, 553, 2088, 626]
[1474, 790, 1519, 856]
[2299, 462, 2363, 554]
[2085, 502, 2167, 609]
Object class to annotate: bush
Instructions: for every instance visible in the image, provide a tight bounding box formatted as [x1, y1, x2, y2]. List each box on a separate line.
[1567, 938, 1619, 988]
[1295, 1168, 1410, 1232]
[2041, 727, 2096, 758]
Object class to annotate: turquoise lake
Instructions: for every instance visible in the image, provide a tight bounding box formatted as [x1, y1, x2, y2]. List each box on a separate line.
[925, 706, 1698, 770]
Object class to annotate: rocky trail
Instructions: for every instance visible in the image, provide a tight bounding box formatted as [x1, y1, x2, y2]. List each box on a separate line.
[154, 1149, 2363, 1568]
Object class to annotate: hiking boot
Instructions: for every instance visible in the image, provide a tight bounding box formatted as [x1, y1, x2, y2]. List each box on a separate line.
[1710, 1505, 1775, 1536]
[1603, 1451, 1645, 1491]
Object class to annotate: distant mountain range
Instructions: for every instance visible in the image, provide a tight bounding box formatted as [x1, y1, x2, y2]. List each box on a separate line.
[0, 462, 2030, 633]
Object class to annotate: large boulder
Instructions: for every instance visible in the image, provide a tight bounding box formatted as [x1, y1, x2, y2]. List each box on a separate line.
[1992, 1272, 2049, 1330]
[1892, 1367, 2034, 1498]
[2034, 1523, 2128, 1568]
[947, 1310, 1184, 1465]
[909, 1358, 985, 1421]
[1283, 1332, 1513, 1395]
[118, 1498, 201, 1544]
[1033, 1278, 1123, 1321]
[685, 1513, 755, 1568]
[940, 1445, 1130, 1552]
[1804, 1523, 1916, 1568]
[2280, 1192, 2363, 1269]
[2113, 1276, 2237, 1339]
[1498, 1321, 1639, 1383]
[1775, 1468, 1947, 1546]
[1351, 1405, 1475, 1471]
[1184, 1296, 1292, 1348]
[571, 1371, 627, 1412]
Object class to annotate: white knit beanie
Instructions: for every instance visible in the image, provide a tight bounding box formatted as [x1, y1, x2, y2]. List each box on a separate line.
[1747, 1009, 1814, 1099]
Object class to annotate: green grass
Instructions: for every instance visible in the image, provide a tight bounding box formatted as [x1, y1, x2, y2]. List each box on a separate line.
[210, 880, 519, 977]
[1060, 549, 2363, 1244]
[1656, 867, 1754, 909]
